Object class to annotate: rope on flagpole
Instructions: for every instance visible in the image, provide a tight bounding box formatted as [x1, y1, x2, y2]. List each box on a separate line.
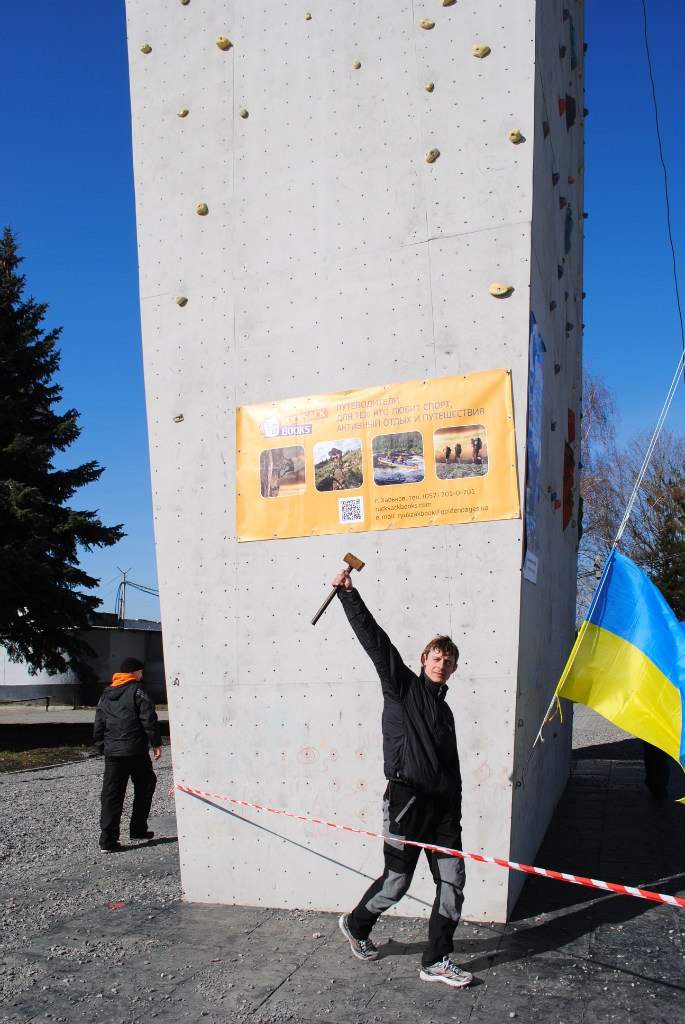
[614, 349, 685, 547]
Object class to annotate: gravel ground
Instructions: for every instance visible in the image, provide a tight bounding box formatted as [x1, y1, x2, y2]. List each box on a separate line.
[0, 750, 179, 1008]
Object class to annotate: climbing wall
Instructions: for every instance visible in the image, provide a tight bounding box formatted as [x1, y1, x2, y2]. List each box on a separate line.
[125, 0, 584, 922]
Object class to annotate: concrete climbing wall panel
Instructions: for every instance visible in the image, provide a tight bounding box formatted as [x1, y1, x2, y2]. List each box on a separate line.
[125, 0, 583, 922]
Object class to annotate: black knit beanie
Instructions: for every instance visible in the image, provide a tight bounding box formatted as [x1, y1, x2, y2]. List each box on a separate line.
[119, 657, 144, 673]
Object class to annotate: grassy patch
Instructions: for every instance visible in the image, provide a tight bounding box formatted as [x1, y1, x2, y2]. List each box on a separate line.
[0, 746, 96, 773]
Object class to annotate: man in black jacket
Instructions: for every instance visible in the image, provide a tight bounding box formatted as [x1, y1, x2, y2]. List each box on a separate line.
[93, 657, 162, 853]
[333, 571, 472, 989]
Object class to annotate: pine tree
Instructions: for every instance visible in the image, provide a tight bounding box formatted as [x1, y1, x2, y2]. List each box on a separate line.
[0, 227, 123, 680]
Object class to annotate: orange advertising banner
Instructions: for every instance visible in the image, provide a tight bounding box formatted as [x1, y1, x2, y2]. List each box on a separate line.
[236, 370, 520, 542]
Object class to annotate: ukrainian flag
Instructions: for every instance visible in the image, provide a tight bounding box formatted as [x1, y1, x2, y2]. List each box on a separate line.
[557, 549, 685, 773]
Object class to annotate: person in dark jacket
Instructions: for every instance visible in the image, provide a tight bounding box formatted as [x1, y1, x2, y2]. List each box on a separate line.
[333, 571, 473, 989]
[93, 657, 162, 853]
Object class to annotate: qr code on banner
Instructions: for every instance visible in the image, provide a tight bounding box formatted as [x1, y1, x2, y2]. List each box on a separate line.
[339, 496, 364, 525]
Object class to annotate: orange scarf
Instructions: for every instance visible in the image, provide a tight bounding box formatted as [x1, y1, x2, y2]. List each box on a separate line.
[111, 672, 139, 687]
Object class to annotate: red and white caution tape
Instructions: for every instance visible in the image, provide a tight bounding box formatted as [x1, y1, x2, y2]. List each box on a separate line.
[173, 783, 685, 910]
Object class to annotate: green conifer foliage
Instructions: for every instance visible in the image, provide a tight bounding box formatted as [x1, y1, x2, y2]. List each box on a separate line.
[0, 228, 123, 680]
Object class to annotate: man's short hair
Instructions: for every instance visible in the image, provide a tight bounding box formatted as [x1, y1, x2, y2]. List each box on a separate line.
[421, 635, 459, 664]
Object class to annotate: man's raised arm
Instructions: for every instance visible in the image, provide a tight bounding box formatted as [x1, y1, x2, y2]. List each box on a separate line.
[333, 571, 412, 699]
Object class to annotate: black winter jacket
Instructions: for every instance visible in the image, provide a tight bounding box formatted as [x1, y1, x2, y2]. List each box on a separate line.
[338, 588, 461, 806]
[93, 681, 161, 757]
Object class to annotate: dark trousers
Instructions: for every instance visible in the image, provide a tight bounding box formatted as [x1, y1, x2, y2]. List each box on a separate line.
[99, 754, 157, 848]
[347, 781, 465, 967]
[643, 741, 670, 795]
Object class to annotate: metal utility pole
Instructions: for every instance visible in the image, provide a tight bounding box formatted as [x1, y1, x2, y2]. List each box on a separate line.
[116, 567, 132, 628]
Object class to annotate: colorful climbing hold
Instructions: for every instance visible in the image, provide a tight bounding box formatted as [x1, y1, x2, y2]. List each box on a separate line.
[216, 36, 232, 50]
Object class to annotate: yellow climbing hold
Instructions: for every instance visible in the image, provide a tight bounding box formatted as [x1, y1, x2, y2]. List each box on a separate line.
[177, 109, 189, 118]
[442, 0, 456, 6]
[352, 61, 361, 69]
[196, 203, 209, 216]
[489, 283, 514, 297]
[425, 82, 435, 93]
[508, 129, 524, 144]
[420, 19, 435, 30]
[180, 0, 190, 5]
[304, 11, 312, 19]
[239, 108, 249, 118]
[140, 43, 152, 54]
[175, 296, 188, 307]
[472, 45, 491, 59]
[425, 148, 440, 164]
[216, 36, 232, 50]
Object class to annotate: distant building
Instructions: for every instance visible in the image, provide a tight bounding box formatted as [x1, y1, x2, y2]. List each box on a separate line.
[0, 614, 165, 705]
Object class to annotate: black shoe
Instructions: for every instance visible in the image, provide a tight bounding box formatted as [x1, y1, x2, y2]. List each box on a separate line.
[129, 831, 155, 842]
[99, 843, 122, 854]
[338, 914, 379, 961]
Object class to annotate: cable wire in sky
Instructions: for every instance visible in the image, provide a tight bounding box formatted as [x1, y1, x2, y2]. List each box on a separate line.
[641, 0, 685, 353]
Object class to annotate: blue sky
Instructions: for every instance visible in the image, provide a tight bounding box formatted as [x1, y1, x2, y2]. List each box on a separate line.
[1, 1, 683, 622]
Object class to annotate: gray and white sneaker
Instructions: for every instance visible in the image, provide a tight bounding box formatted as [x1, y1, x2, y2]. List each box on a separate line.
[419, 955, 473, 988]
[338, 914, 379, 961]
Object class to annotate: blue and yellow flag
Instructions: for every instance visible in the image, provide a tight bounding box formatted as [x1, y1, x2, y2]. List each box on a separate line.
[557, 549, 685, 773]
